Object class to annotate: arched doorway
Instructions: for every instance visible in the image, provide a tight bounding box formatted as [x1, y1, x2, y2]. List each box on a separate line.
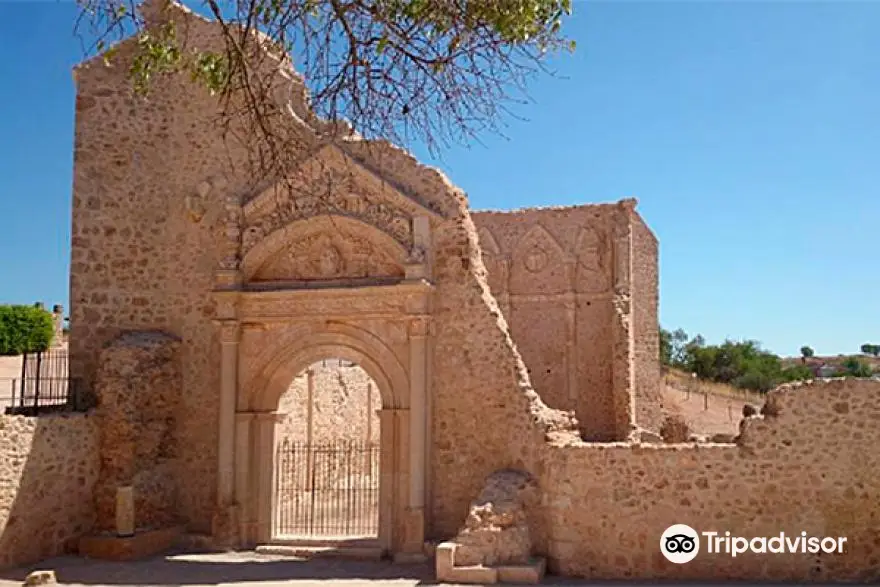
[273, 358, 382, 540]
[211, 195, 438, 558]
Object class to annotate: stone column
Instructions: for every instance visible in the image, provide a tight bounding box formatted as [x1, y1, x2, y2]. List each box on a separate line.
[213, 320, 240, 544]
[235, 412, 254, 545]
[115, 486, 135, 537]
[305, 368, 315, 490]
[563, 261, 578, 409]
[401, 317, 429, 560]
[254, 411, 284, 544]
[377, 407, 399, 553]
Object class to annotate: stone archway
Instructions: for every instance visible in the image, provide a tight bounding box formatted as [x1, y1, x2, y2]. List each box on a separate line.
[210, 206, 435, 560]
[243, 330, 409, 553]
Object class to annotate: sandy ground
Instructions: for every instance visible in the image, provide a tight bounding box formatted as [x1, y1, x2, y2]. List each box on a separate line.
[661, 386, 753, 437]
[0, 551, 848, 587]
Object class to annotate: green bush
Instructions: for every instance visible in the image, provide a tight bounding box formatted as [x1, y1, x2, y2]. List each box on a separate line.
[0, 305, 55, 355]
[840, 357, 873, 378]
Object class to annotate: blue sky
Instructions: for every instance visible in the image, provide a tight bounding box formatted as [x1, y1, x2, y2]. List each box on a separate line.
[0, 1, 878, 357]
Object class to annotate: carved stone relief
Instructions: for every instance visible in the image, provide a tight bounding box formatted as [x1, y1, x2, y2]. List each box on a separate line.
[241, 188, 414, 256]
[251, 230, 404, 282]
[573, 226, 610, 293]
[510, 224, 566, 294]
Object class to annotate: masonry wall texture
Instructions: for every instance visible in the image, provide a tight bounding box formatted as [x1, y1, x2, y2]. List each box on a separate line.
[539, 378, 880, 581]
[277, 361, 380, 444]
[630, 214, 662, 433]
[0, 413, 99, 568]
[64, 3, 880, 582]
[471, 205, 660, 439]
[92, 331, 182, 532]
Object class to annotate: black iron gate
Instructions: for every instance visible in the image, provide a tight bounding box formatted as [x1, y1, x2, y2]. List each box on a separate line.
[274, 439, 380, 538]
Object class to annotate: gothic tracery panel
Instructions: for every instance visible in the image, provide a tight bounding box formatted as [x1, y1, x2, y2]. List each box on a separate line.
[573, 225, 610, 294]
[509, 224, 567, 295]
[476, 227, 506, 294]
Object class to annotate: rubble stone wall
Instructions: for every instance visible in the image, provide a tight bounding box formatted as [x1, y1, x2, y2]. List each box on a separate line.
[631, 213, 662, 433]
[540, 378, 880, 581]
[277, 361, 380, 444]
[92, 331, 181, 532]
[0, 413, 99, 569]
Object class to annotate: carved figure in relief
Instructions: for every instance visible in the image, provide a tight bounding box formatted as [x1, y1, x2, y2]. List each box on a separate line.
[316, 245, 343, 277]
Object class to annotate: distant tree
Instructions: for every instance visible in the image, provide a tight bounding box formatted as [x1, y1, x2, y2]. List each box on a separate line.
[0, 305, 55, 355]
[860, 343, 880, 357]
[800, 346, 814, 363]
[659, 327, 691, 368]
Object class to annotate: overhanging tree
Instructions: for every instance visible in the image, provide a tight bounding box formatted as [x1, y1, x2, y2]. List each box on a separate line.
[75, 0, 576, 185]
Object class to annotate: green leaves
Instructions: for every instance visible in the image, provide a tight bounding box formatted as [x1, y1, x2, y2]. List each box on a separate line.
[190, 52, 229, 95]
[130, 22, 182, 95]
[0, 305, 55, 356]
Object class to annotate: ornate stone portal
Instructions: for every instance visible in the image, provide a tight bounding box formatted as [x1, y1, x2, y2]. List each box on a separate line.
[210, 178, 438, 557]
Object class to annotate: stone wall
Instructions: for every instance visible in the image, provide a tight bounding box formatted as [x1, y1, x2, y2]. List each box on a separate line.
[71, 0, 579, 542]
[539, 378, 880, 581]
[631, 214, 662, 433]
[92, 331, 181, 532]
[277, 360, 380, 444]
[0, 413, 99, 568]
[471, 203, 660, 440]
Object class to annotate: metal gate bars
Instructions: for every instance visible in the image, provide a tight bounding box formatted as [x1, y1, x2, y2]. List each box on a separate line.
[274, 439, 380, 539]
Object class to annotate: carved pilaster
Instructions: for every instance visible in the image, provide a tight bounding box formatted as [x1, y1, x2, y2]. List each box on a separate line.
[219, 192, 244, 271]
[218, 319, 241, 344]
[406, 314, 429, 554]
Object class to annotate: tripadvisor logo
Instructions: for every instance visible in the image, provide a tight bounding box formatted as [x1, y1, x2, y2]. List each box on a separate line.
[661, 524, 700, 564]
[660, 525, 847, 564]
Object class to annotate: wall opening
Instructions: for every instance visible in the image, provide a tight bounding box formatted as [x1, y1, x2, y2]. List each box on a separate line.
[272, 358, 381, 540]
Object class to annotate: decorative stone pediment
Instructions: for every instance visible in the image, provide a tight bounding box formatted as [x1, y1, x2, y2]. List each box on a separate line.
[240, 145, 443, 259]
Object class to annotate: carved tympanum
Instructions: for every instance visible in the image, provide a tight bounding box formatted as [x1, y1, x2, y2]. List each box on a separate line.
[252, 230, 403, 282]
[242, 190, 414, 255]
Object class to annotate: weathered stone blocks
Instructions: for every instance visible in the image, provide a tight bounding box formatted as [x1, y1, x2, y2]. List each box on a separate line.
[92, 331, 181, 532]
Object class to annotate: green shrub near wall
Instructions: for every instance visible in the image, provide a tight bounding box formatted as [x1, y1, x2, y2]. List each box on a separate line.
[0, 305, 55, 355]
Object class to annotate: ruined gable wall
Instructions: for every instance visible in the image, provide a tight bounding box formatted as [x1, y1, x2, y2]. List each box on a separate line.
[471, 204, 639, 441]
[70, 11, 259, 532]
[72, 2, 579, 542]
[540, 378, 880, 581]
[0, 413, 99, 569]
[631, 212, 662, 432]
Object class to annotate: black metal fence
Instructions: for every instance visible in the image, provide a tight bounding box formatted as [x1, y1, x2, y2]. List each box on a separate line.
[275, 439, 380, 539]
[1, 348, 83, 415]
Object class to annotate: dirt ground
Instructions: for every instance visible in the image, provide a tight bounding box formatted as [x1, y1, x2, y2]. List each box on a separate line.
[661, 386, 752, 437]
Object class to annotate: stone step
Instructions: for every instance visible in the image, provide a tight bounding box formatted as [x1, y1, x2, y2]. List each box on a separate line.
[256, 543, 384, 560]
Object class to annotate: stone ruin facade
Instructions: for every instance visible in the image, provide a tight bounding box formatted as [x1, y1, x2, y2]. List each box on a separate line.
[47, 0, 880, 581]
